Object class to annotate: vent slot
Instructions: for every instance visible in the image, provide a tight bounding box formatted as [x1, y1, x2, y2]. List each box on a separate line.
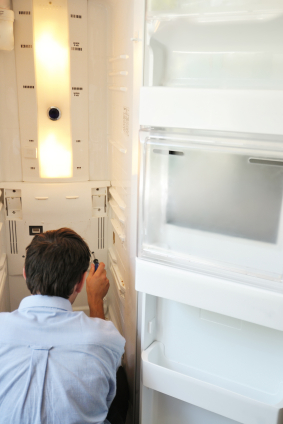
[98, 217, 105, 250]
[9, 221, 18, 255]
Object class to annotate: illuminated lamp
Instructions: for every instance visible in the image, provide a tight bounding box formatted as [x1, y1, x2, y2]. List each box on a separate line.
[33, 0, 72, 178]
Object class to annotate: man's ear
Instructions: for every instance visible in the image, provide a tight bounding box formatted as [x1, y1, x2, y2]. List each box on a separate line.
[75, 271, 87, 294]
[23, 267, 26, 280]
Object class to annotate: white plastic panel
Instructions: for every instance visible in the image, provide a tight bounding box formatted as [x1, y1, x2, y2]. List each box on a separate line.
[87, 0, 109, 181]
[13, 0, 38, 179]
[138, 128, 283, 284]
[140, 87, 283, 135]
[1, 181, 109, 278]
[69, 0, 89, 179]
[13, 0, 89, 182]
[0, 8, 14, 51]
[136, 258, 283, 331]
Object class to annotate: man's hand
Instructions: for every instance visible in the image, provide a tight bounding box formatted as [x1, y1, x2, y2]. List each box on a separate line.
[86, 262, 109, 319]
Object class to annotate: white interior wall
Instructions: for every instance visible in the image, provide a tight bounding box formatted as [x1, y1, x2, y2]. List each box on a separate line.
[0, 50, 22, 182]
[88, 0, 109, 181]
[105, 0, 139, 413]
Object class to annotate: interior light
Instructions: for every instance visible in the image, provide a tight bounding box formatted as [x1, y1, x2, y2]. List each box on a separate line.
[35, 33, 69, 73]
[39, 134, 72, 178]
[33, 0, 73, 179]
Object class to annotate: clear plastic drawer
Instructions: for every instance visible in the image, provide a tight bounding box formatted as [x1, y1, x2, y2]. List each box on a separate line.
[138, 129, 283, 283]
[144, 1, 283, 89]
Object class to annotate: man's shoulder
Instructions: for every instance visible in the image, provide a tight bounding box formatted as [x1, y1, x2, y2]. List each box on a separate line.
[70, 311, 125, 356]
[0, 308, 125, 358]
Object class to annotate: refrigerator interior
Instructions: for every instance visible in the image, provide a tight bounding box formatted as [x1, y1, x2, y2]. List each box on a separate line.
[0, 0, 143, 422]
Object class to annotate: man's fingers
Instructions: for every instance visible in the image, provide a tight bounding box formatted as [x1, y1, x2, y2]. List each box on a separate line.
[95, 262, 105, 274]
[88, 263, 95, 278]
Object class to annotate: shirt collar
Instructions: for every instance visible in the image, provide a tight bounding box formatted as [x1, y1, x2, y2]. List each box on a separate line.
[19, 295, 73, 312]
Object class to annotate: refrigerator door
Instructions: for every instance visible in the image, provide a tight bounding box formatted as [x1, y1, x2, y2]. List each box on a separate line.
[138, 1, 283, 424]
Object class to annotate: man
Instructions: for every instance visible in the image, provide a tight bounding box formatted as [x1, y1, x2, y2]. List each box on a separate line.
[0, 228, 126, 424]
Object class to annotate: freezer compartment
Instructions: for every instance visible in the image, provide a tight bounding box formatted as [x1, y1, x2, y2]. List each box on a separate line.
[138, 128, 283, 285]
[145, 2, 283, 89]
[140, 295, 283, 424]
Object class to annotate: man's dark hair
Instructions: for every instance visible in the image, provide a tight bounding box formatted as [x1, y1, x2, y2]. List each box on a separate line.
[25, 228, 91, 298]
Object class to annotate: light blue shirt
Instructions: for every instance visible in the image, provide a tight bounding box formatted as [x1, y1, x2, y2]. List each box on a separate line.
[0, 295, 125, 424]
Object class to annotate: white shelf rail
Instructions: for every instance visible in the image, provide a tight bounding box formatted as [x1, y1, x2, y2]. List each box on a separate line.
[109, 187, 126, 210]
[108, 86, 128, 92]
[111, 218, 125, 243]
[109, 55, 129, 62]
[109, 139, 127, 154]
[109, 198, 126, 224]
[109, 71, 128, 76]
[108, 252, 126, 296]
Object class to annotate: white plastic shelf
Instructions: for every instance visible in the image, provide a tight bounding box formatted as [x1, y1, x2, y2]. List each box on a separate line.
[109, 140, 127, 153]
[108, 253, 126, 296]
[109, 55, 129, 62]
[111, 218, 125, 242]
[142, 341, 283, 424]
[108, 86, 127, 92]
[140, 87, 283, 135]
[136, 258, 283, 331]
[109, 199, 126, 224]
[109, 187, 126, 210]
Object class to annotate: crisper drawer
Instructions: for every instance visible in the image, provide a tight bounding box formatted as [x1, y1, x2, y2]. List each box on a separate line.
[138, 128, 283, 286]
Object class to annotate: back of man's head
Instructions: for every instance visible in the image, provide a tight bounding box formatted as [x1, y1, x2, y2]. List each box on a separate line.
[25, 228, 91, 299]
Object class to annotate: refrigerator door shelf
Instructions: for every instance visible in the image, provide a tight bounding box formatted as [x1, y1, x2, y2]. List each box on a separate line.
[146, 0, 283, 23]
[138, 128, 283, 287]
[136, 258, 283, 331]
[145, 11, 283, 90]
[140, 87, 283, 135]
[142, 341, 283, 424]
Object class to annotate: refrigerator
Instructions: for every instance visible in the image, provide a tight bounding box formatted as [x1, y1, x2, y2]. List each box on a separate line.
[1, 0, 283, 423]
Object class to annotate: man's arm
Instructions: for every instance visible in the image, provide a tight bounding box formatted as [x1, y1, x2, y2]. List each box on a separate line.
[86, 262, 109, 319]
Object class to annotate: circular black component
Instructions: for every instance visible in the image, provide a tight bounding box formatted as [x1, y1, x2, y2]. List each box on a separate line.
[48, 107, 61, 121]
